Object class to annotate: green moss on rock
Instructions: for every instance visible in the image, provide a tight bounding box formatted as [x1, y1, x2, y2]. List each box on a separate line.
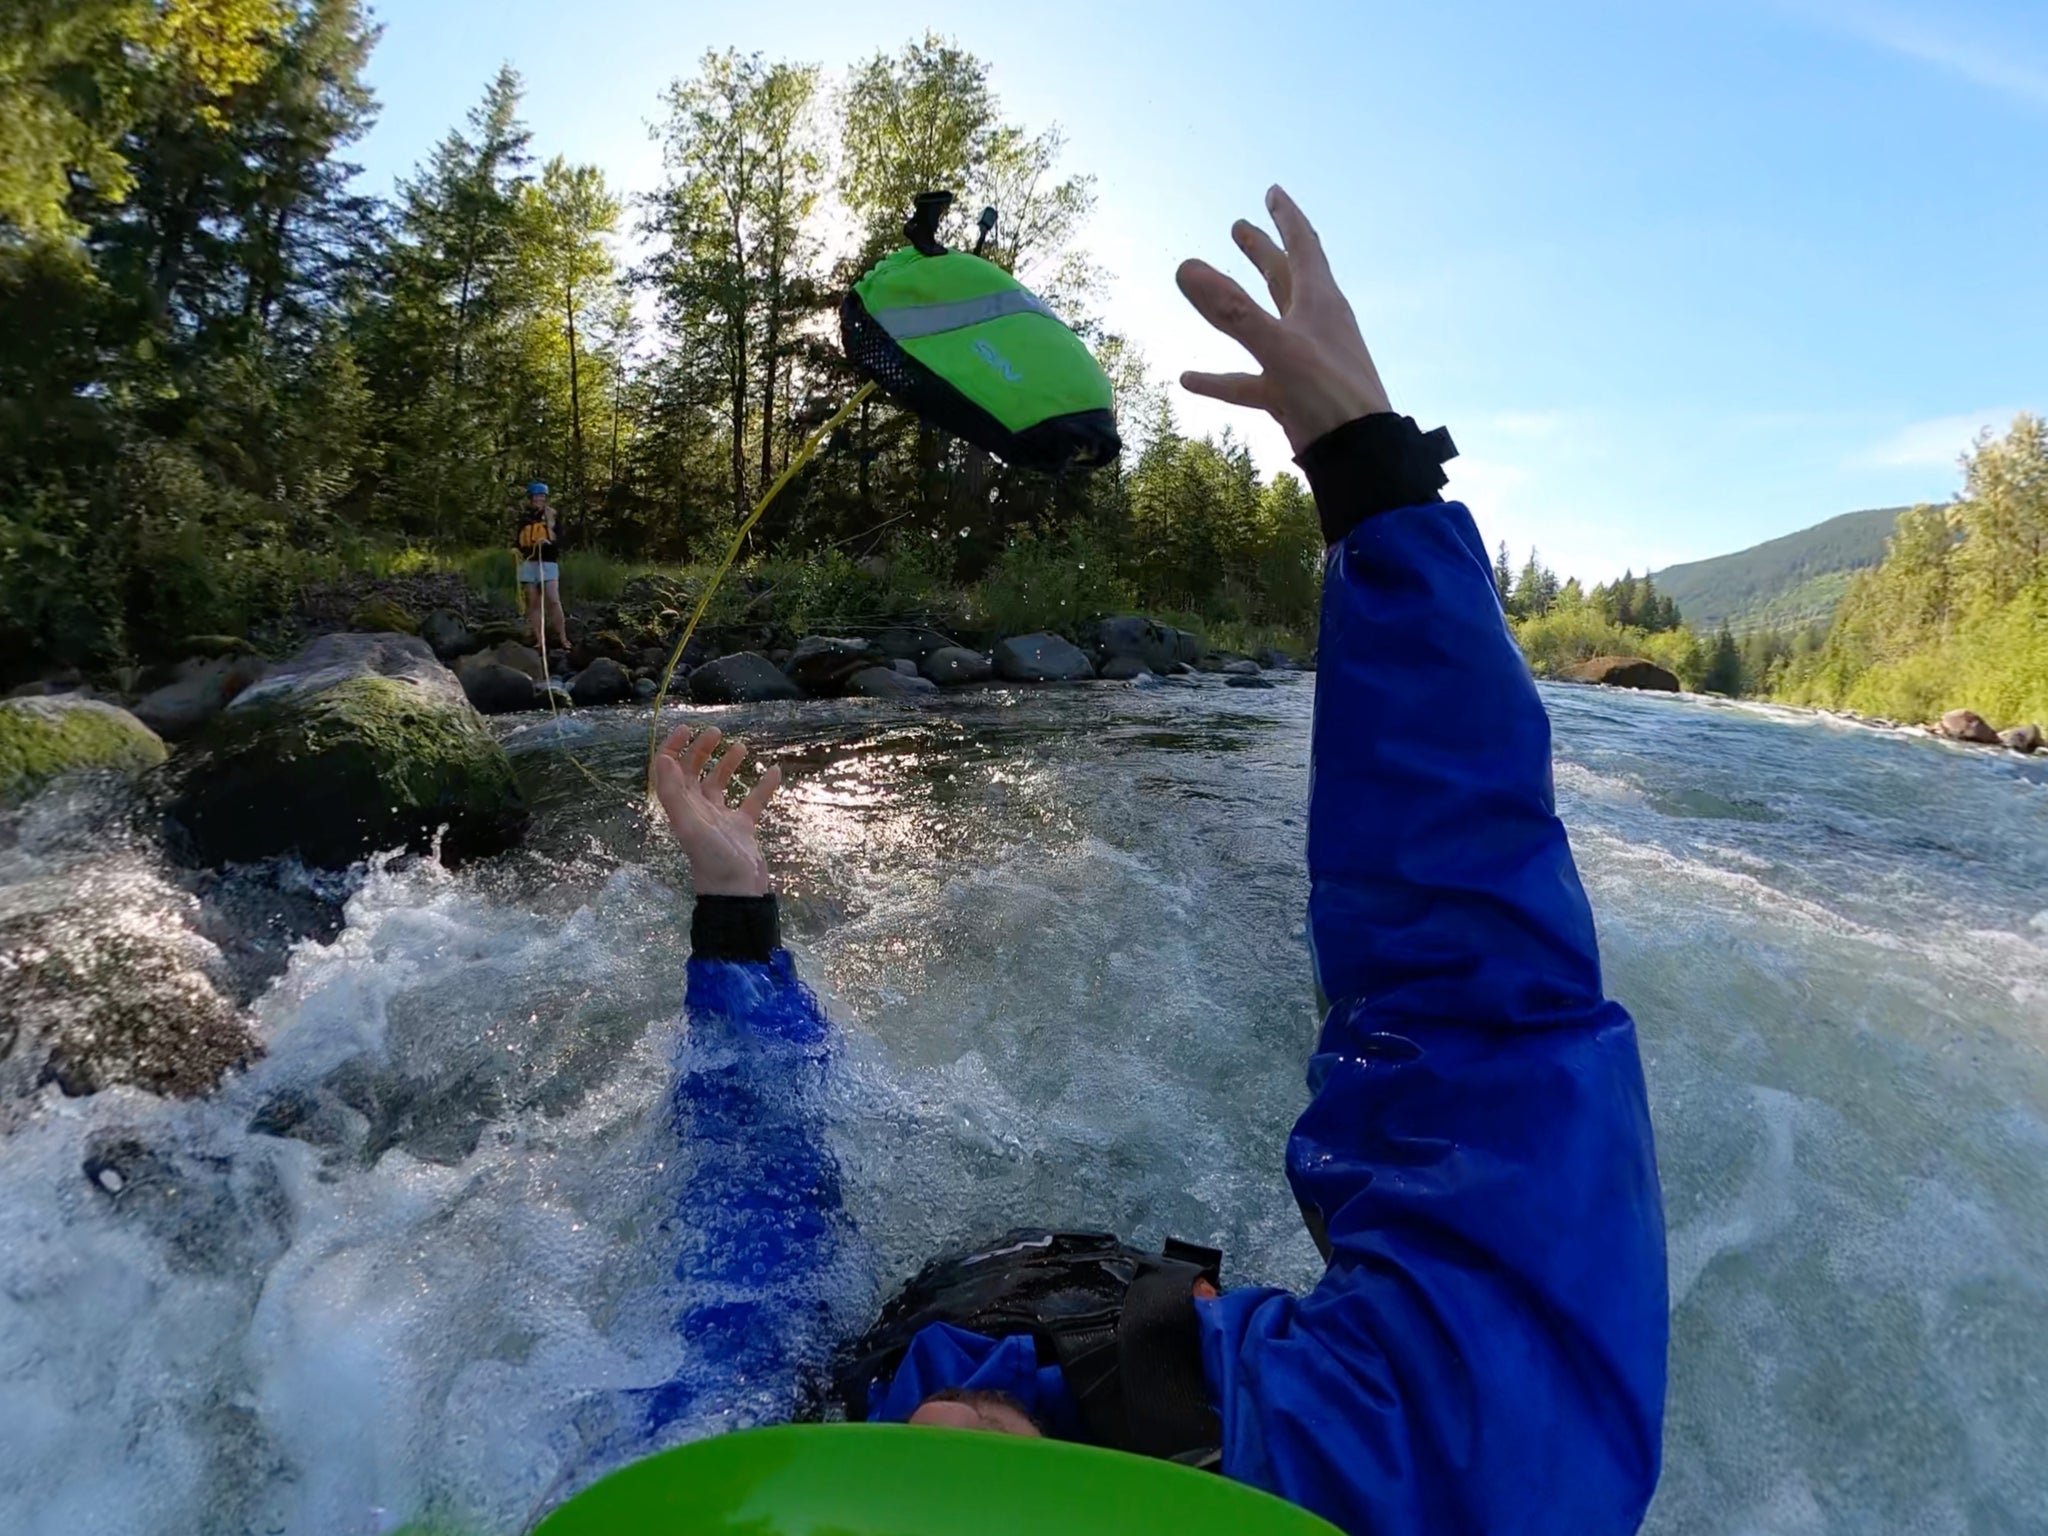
[0, 696, 168, 808]
[162, 675, 526, 867]
[350, 598, 420, 635]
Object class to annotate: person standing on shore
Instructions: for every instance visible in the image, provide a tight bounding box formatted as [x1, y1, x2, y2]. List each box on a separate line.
[516, 481, 570, 661]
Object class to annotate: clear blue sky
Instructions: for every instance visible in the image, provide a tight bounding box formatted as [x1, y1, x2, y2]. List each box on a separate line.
[352, 0, 2047, 581]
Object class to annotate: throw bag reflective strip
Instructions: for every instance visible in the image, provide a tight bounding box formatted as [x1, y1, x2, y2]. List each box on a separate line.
[870, 287, 1054, 340]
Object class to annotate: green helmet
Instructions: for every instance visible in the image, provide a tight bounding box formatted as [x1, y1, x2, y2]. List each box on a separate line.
[842, 193, 1120, 474]
[533, 1422, 1339, 1536]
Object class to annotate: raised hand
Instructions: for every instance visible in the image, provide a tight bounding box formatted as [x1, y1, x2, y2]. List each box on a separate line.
[1177, 186, 1393, 452]
[651, 723, 782, 898]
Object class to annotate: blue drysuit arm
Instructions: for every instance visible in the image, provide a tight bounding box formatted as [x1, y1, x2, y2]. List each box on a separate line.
[627, 943, 844, 1438]
[1197, 482, 1668, 1533]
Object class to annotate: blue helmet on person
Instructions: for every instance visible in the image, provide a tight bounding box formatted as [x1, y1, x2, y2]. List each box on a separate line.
[528, 481, 549, 496]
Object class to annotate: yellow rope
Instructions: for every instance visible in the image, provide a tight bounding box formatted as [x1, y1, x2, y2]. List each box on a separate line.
[642, 382, 876, 789]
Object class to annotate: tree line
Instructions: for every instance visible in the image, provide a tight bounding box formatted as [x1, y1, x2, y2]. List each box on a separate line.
[0, 8, 1323, 674]
[1777, 413, 2048, 726]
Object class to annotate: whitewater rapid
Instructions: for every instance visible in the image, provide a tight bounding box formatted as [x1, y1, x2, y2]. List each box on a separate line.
[1, 678, 2043, 1534]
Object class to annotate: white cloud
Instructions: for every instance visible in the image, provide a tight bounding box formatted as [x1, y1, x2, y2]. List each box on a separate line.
[1786, 0, 2048, 109]
[1857, 408, 2024, 469]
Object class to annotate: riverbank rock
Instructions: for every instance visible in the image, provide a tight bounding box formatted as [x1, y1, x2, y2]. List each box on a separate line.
[2000, 723, 2042, 754]
[132, 653, 270, 741]
[568, 657, 634, 706]
[875, 626, 955, 663]
[1, 697, 168, 809]
[1256, 647, 1301, 671]
[420, 608, 478, 660]
[785, 636, 887, 696]
[689, 652, 802, 704]
[1565, 656, 1681, 692]
[1225, 674, 1278, 690]
[1100, 655, 1153, 681]
[456, 661, 538, 715]
[921, 647, 994, 686]
[993, 633, 1096, 682]
[847, 665, 938, 700]
[160, 633, 525, 869]
[1082, 615, 1180, 675]
[1221, 659, 1262, 677]
[1172, 628, 1204, 665]
[1937, 709, 2000, 745]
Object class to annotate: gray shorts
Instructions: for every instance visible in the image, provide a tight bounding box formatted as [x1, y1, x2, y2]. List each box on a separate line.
[518, 561, 560, 585]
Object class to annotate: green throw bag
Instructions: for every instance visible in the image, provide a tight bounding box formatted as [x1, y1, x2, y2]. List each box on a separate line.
[533, 1422, 1340, 1536]
[842, 193, 1121, 474]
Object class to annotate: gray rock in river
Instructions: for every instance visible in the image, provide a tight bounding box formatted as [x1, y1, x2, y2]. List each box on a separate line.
[992, 632, 1096, 682]
[568, 656, 634, 706]
[1564, 655, 1680, 692]
[132, 653, 269, 741]
[1999, 723, 2041, 754]
[1082, 615, 1180, 674]
[1225, 674, 1278, 690]
[1100, 655, 1153, 681]
[921, 646, 995, 686]
[0, 696, 167, 809]
[1938, 708, 2000, 745]
[457, 661, 539, 715]
[785, 636, 886, 697]
[1221, 659, 1262, 676]
[159, 632, 525, 869]
[689, 652, 803, 704]
[0, 879, 258, 1100]
[1171, 627, 1204, 665]
[847, 666, 939, 700]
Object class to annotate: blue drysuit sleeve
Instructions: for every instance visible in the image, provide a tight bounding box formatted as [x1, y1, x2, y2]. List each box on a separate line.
[626, 947, 845, 1438]
[1196, 487, 1668, 1534]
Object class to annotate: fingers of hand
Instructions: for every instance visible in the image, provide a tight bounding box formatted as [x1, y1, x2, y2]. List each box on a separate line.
[1175, 259, 1281, 360]
[1180, 370, 1271, 411]
[741, 763, 783, 824]
[1231, 220, 1292, 314]
[710, 739, 748, 795]
[659, 722, 693, 760]
[683, 726, 722, 781]
[1266, 185, 1333, 283]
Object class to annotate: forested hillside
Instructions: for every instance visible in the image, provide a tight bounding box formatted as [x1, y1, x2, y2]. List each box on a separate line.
[1650, 505, 1900, 631]
[0, 7, 1322, 678]
[1778, 415, 2048, 728]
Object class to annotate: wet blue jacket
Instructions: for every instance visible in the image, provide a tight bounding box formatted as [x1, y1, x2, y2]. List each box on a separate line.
[658, 425, 1668, 1535]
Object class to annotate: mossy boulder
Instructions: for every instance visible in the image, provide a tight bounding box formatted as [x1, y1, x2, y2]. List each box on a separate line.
[161, 633, 525, 868]
[0, 696, 168, 808]
[349, 597, 420, 635]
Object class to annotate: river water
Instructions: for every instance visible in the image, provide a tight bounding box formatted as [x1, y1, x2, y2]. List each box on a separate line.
[1, 677, 2044, 1535]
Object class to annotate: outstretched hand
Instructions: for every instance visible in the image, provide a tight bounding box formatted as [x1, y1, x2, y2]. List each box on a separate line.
[1177, 186, 1392, 452]
[652, 723, 782, 898]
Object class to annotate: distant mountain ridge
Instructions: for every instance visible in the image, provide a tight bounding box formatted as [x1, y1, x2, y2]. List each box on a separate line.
[1651, 505, 1907, 632]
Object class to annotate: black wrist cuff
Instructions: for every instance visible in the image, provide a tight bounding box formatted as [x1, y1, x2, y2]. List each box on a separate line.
[691, 894, 780, 963]
[1296, 413, 1459, 545]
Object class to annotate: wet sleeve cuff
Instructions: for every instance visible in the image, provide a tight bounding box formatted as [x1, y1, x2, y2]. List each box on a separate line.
[691, 894, 781, 963]
[1296, 413, 1459, 545]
